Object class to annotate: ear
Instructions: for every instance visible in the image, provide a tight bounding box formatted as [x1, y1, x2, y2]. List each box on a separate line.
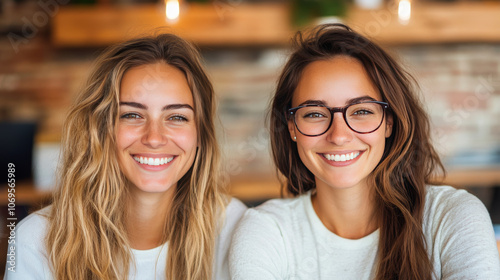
[288, 118, 297, 141]
[385, 113, 393, 138]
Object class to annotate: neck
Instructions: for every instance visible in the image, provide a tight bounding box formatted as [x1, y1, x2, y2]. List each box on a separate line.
[125, 186, 175, 250]
[311, 180, 378, 239]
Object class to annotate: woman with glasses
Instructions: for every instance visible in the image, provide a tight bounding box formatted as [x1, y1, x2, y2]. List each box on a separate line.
[229, 24, 500, 279]
[6, 34, 247, 280]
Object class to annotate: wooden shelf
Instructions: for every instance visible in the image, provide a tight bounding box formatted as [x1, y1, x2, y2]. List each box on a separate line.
[229, 176, 283, 202]
[52, 3, 294, 47]
[346, 1, 500, 45]
[0, 182, 52, 206]
[440, 167, 500, 188]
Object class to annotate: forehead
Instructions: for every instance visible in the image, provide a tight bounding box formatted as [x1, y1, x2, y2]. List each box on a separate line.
[119, 62, 193, 105]
[292, 56, 382, 106]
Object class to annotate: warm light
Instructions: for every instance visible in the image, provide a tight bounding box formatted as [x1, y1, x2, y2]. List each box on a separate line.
[166, 0, 180, 21]
[398, 0, 411, 25]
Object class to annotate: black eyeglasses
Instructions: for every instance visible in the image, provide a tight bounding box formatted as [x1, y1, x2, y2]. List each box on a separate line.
[288, 101, 389, 136]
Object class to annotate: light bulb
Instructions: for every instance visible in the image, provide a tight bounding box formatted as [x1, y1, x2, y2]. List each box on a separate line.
[398, 0, 411, 25]
[166, 0, 180, 21]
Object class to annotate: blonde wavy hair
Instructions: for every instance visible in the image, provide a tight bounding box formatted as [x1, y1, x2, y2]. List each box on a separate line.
[46, 33, 226, 279]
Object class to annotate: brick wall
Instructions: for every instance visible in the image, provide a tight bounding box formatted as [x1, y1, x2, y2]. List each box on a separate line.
[397, 45, 500, 167]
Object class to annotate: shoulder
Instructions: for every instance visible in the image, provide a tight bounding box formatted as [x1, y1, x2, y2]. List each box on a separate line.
[424, 186, 500, 277]
[16, 206, 51, 250]
[426, 185, 480, 205]
[226, 198, 248, 220]
[229, 196, 306, 279]
[423, 185, 495, 251]
[424, 185, 488, 221]
[213, 198, 247, 279]
[221, 198, 247, 232]
[218, 198, 248, 243]
[4, 206, 52, 279]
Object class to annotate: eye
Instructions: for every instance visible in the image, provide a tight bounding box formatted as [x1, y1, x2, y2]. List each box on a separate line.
[352, 109, 374, 115]
[120, 113, 142, 119]
[304, 112, 327, 118]
[168, 114, 189, 122]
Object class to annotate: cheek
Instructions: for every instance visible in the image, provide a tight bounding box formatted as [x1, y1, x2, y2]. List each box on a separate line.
[116, 125, 140, 151]
[359, 132, 386, 155]
[173, 127, 198, 153]
[296, 137, 321, 161]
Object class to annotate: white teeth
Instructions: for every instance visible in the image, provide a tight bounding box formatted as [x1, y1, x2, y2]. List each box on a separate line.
[133, 156, 174, 166]
[324, 152, 360, 162]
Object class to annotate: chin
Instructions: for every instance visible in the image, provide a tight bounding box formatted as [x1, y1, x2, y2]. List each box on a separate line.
[321, 176, 364, 190]
[132, 180, 175, 193]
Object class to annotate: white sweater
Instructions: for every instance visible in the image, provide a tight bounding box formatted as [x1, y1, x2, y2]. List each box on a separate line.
[5, 198, 247, 280]
[229, 186, 500, 279]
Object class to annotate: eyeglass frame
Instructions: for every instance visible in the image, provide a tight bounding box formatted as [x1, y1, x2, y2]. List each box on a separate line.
[287, 101, 390, 136]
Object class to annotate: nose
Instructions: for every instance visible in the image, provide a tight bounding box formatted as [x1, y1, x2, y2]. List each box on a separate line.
[141, 120, 167, 148]
[325, 113, 353, 145]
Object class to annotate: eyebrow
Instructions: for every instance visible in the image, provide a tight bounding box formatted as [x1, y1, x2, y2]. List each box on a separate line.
[119, 102, 194, 111]
[297, 95, 377, 107]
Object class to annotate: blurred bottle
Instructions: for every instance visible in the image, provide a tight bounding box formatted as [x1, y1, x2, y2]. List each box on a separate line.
[292, 0, 347, 27]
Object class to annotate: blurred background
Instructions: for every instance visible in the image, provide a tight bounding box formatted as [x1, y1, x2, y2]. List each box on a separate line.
[1, 0, 500, 273]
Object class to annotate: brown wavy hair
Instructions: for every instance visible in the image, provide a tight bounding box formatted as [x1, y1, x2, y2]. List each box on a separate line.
[270, 24, 444, 279]
[46, 33, 226, 279]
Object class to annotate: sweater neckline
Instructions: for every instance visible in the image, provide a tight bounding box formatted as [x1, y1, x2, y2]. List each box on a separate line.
[302, 191, 379, 249]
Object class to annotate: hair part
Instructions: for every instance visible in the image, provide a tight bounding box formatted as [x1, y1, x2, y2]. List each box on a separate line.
[47, 33, 226, 280]
[270, 23, 444, 279]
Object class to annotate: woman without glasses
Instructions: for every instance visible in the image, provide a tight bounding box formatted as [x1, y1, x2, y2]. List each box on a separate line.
[229, 24, 500, 279]
[6, 34, 246, 280]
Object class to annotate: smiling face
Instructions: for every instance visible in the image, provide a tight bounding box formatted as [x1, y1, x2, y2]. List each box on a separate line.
[117, 62, 197, 194]
[288, 56, 392, 191]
